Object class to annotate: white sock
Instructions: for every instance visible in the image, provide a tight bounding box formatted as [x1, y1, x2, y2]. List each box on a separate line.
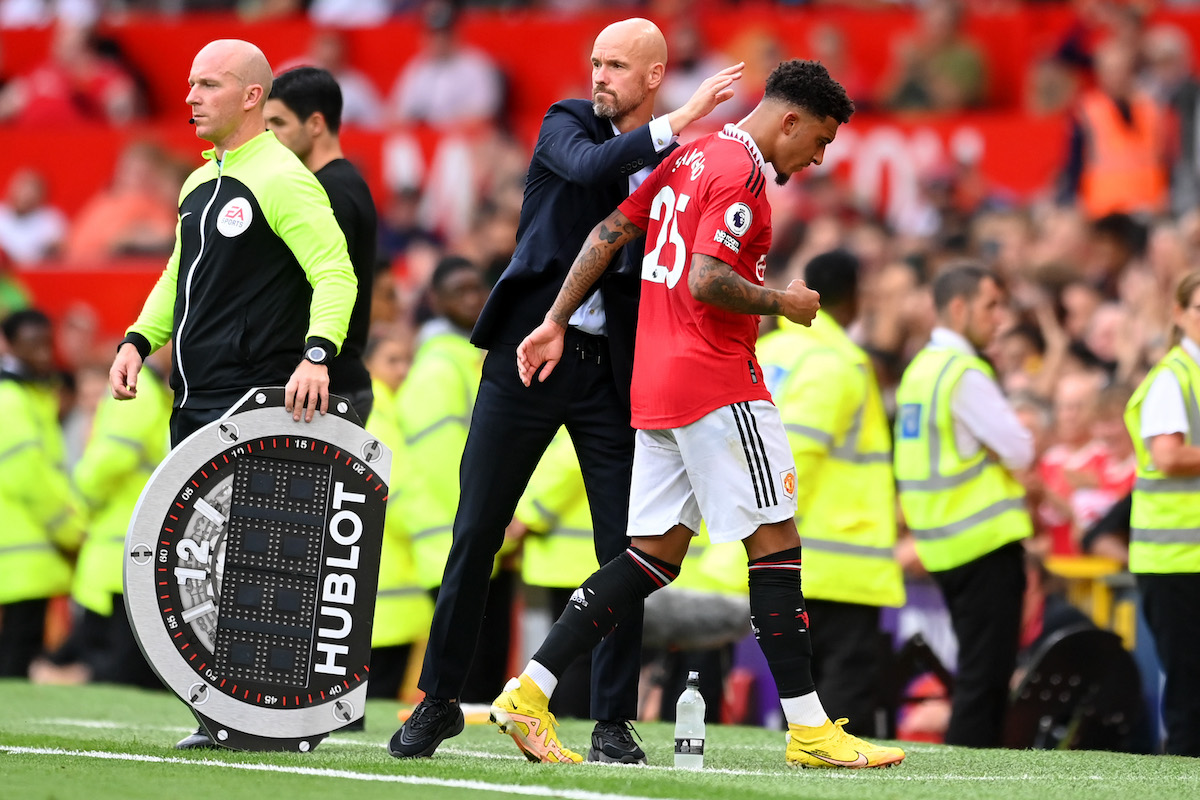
[780, 691, 828, 727]
[524, 659, 558, 699]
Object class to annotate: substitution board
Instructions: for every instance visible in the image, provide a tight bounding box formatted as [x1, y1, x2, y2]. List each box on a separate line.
[124, 388, 389, 751]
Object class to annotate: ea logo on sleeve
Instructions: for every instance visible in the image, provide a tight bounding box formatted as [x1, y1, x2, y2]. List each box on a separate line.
[217, 197, 253, 237]
[724, 202, 752, 237]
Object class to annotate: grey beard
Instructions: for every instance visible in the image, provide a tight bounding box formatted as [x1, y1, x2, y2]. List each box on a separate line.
[593, 100, 616, 119]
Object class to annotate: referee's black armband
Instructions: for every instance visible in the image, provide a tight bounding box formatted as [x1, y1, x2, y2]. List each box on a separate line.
[304, 336, 338, 357]
[118, 332, 152, 361]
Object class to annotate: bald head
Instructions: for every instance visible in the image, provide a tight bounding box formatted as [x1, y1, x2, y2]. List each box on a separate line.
[595, 18, 667, 68]
[188, 39, 275, 154]
[589, 18, 668, 130]
[195, 39, 273, 101]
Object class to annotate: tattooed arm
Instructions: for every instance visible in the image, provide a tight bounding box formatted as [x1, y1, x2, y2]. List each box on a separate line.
[688, 254, 821, 326]
[546, 210, 645, 327]
[516, 210, 646, 386]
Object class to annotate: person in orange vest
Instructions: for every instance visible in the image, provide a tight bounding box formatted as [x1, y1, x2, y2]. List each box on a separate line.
[1057, 37, 1169, 219]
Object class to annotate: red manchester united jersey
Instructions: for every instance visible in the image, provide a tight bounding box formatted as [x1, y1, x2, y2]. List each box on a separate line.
[619, 124, 774, 430]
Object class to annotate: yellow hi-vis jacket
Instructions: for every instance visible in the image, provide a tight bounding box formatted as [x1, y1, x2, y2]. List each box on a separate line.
[0, 374, 82, 604]
[366, 378, 434, 648]
[893, 345, 1031, 572]
[757, 312, 904, 607]
[392, 325, 485, 589]
[72, 368, 171, 616]
[1125, 346, 1200, 575]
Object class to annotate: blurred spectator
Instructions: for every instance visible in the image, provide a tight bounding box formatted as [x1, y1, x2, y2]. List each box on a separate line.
[991, 322, 1046, 396]
[460, 194, 519, 287]
[1025, 54, 1086, 118]
[0, 308, 82, 678]
[309, 0, 396, 27]
[655, 21, 730, 122]
[717, 26, 781, 120]
[1061, 278, 1104, 341]
[1057, 37, 1170, 220]
[62, 140, 181, 264]
[880, 0, 987, 113]
[1141, 24, 1200, 218]
[860, 258, 933, 378]
[0, 22, 145, 125]
[31, 349, 170, 690]
[1083, 212, 1148, 299]
[378, 185, 443, 274]
[0, 0, 99, 27]
[1011, 390, 1054, 465]
[237, 0, 305, 18]
[806, 23, 871, 112]
[388, 0, 504, 130]
[1033, 369, 1108, 555]
[360, 329, 432, 703]
[1079, 301, 1128, 375]
[370, 266, 406, 330]
[0, 167, 65, 265]
[1077, 380, 1137, 530]
[280, 30, 385, 129]
[1081, 489, 1130, 565]
[58, 359, 105, 467]
[391, 254, 503, 704]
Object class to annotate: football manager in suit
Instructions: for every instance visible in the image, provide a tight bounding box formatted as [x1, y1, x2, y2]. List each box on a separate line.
[389, 17, 741, 764]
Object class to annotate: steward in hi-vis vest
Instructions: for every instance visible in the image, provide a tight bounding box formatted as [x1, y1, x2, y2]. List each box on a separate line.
[1122, 270, 1200, 757]
[0, 310, 83, 677]
[892, 265, 1033, 749]
[363, 375, 434, 700]
[758, 250, 903, 735]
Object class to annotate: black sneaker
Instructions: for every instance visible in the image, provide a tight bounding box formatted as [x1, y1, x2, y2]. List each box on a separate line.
[587, 719, 646, 764]
[388, 697, 465, 758]
[176, 726, 217, 750]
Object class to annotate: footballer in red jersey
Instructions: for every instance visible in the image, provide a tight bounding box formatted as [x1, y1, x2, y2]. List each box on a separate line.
[619, 123, 775, 430]
[507, 60, 905, 770]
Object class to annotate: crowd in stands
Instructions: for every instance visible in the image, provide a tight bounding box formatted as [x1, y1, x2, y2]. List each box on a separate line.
[2, 0, 1200, 753]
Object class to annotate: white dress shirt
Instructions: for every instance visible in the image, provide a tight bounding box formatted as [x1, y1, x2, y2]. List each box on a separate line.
[930, 327, 1035, 471]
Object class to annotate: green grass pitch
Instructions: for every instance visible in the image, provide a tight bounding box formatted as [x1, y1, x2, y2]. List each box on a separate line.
[2, 680, 1200, 800]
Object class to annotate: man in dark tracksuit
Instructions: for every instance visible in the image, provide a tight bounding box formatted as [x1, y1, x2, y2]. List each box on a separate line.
[109, 39, 356, 449]
[106, 39, 357, 750]
[266, 65, 378, 423]
[388, 17, 741, 764]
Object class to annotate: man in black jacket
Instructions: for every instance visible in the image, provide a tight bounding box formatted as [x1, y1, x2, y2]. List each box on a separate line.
[266, 65, 377, 423]
[389, 17, 740, 763]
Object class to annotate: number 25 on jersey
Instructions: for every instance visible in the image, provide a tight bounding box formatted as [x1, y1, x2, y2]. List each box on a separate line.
[642, 186, 691, 289]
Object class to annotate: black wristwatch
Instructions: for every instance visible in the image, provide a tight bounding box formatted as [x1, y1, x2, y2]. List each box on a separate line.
[304, 345, 331, 366]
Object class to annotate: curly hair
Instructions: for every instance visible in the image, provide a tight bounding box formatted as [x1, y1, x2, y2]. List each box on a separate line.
[763, 60, 854, 124]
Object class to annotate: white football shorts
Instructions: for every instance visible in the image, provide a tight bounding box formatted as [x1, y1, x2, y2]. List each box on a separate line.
[628, 399, 798, 544]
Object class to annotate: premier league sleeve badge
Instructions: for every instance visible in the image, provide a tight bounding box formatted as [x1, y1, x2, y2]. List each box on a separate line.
[124, 388, 389, 751]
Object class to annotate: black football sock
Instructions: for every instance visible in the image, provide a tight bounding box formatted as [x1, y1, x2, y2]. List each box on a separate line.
[533, 546, 680, 678]
[749, 547, 816, 698]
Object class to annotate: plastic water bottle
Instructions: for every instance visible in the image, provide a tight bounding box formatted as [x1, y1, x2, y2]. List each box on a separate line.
[674, 670, 705, 769]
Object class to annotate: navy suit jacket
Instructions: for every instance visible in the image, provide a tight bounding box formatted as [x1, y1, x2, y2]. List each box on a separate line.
[471, 98, 676, 405]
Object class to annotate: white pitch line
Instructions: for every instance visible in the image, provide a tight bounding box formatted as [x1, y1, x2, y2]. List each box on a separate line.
[30, 719, 402, 750]
[0, 746, 700, 800]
